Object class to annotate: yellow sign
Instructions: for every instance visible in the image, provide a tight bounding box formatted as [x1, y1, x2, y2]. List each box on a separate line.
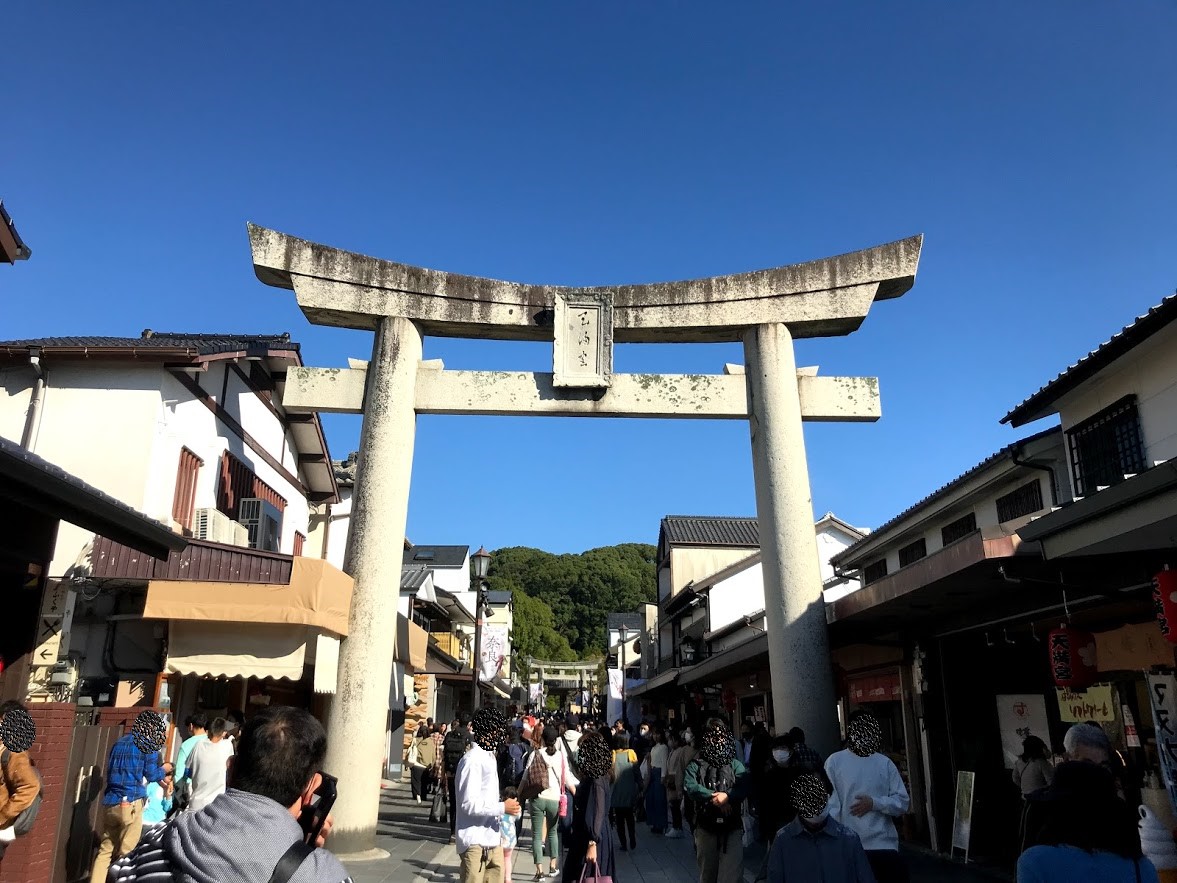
[1056, 685, 1115, 723]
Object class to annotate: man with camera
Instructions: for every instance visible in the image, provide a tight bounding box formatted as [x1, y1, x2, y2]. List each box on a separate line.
[110, 706, 352, 883]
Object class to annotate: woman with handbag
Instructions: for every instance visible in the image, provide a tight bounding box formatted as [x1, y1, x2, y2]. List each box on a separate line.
[408, 723, 431, 804]
[520, 725, 571, 880]
[562, 731, 616, 883]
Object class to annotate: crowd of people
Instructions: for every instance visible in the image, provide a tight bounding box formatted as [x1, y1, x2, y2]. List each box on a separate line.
[0, 696, 1161, 883]
[414, 706, 923, 883]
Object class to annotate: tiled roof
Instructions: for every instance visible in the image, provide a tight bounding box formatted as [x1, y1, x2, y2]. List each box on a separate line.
[400, 568, 432, 591]
[830, 425, 1062, 568]
[660, 516, 760, 547]
[0, 331, 297, 357]
[333, 453, 359, 487]
[1003, 294, 1177, 427]
[403, 545, 469, 568]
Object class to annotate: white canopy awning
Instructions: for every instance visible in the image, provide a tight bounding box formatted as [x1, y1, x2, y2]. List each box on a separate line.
[167, 621, 317, 684]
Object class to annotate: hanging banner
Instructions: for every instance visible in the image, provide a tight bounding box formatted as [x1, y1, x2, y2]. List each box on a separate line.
[1146, 673, 1177, 813]
[478, 624, 508, 682]
[1123, 704, 1142, 749]
[607, 669, 623, 701]
[995, 694, 1051, 770]
[1056, 685, 1115, 723]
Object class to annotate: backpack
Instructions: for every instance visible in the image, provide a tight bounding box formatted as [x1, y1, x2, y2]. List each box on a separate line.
[499, 743, 527, 789]
[518, 750, 549, 800]
[442, 730, 471, 774]
[691, 759, 740, 835]
[1, 750, 43, 836]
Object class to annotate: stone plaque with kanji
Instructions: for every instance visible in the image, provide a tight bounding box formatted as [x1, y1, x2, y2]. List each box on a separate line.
[553, 291, 613, 388]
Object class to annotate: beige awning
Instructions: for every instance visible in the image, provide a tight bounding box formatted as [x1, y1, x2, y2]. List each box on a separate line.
[144, 557, 352, 636]
[397, 615, 429, 673]
[166, 621, 311, 681]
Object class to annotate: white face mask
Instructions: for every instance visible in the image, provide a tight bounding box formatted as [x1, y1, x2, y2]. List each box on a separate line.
[772, 749, 791, 765]
[801, 808, 829, 826]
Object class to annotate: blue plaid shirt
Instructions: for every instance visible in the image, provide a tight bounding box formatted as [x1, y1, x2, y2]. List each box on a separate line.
[102, 734, 167, 806]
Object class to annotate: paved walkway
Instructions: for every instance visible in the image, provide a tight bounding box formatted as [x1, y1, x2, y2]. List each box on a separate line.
[341, 784, 1012, 883]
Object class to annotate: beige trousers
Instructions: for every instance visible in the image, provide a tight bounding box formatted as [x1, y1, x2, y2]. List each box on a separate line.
[459, 844, 505, 883]
[90, 800, 144, 883]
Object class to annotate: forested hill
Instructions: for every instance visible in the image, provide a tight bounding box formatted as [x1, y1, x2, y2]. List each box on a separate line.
[485, 544, 657, 661]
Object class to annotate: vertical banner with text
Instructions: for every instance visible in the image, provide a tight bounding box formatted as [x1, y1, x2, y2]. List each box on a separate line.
[1146, 672, 1177, 815]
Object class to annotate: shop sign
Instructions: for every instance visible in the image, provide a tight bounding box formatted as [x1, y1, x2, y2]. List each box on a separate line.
[951, 770, 975, 859]
[847, 671, 902, 704]
[1146, 673, 1177, 814]
[995, 694, 1050, 770]
[1056, 685, 1115, 723]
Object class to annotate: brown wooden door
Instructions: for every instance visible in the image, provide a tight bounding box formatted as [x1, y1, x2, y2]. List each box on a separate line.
[55, 717, 122, 883]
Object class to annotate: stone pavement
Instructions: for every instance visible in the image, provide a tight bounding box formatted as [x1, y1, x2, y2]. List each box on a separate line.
[341, 784, 1012, 883]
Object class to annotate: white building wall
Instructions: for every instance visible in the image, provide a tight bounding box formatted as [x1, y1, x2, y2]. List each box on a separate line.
[1055, 323, 1177, 497]
[1, 360, 316, 574]
[11, 363, 164, 574]
[432, 561, 471, 596]
[707, 562, 765, 633]
[0, 366, 35, 442]
[323, 489, 353, 570]
[669, 548, 758, 596]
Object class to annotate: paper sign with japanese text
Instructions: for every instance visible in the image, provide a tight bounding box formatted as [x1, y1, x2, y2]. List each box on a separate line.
[996, 694, 1051, 770]
[1056, 685, 1115, 723]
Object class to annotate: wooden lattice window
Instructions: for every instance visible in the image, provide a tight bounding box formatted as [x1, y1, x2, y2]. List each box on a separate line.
[293, 532, 306, 556]
[217, 451, 287, 520]
[996, 479, 1045, 522]
[172, 448, 204, 532]
[941, 512, 977, 546]
[898, 538, 927, 568]
[863, 558, 888, 585]
[1067, 395, 1145, 496]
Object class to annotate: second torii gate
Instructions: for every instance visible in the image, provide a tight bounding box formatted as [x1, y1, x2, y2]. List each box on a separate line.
[248, 225, 921, 854]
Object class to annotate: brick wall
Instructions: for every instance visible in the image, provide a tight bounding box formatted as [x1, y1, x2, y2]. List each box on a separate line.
[2, 703, 76, 883]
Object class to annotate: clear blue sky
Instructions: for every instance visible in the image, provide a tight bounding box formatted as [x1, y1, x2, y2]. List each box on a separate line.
[5, 3, 1175, 553]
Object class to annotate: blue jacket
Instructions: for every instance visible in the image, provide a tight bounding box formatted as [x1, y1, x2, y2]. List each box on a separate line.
[768, 816, 876, 883]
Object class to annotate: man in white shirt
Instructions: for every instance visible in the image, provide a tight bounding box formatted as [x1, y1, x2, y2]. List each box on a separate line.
[188, 717, 236, 812]
[824, 712, 910, 883]
[456, 708, 520, 883]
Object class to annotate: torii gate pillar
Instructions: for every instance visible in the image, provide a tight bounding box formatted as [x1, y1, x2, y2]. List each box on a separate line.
[327, 317, 421, 857]
[745, 322, 840, 754]
[248, 224, 922, 855]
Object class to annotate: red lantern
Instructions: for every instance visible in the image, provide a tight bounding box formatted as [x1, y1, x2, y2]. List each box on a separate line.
[1048, 624, 1098, 688]
[1154, 571, 1177, 644]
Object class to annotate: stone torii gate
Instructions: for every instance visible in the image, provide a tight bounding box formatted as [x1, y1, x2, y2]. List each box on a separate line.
[248, 224, 921, 854]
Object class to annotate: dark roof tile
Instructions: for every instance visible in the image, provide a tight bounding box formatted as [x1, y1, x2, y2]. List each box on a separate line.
[830, 425, 1062, 567]
[660, 516, 760, 547]
[0, 332, 297, 358]
[1003, 294, 1177, 426]
[403, 545, 469, 568]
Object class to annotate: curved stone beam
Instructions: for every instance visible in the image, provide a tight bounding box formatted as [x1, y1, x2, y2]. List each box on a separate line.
[249, 224, 921, 343]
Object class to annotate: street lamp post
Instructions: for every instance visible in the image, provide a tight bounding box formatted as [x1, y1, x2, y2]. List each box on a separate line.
[470, 546, 492, 711]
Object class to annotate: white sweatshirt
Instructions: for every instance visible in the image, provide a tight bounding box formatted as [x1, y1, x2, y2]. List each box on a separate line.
[824, 748, 910, 852]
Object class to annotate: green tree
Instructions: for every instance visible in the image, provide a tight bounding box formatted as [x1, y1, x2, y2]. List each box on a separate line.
[485, 543, 656, 658]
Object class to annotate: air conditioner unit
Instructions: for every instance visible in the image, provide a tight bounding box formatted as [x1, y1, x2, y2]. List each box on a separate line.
[194, 508, 247, 545]
[238, 498, 283, 552]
